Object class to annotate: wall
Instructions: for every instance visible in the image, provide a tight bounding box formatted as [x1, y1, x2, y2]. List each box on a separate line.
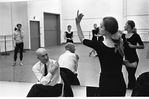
[0, 0, 62, 52]
[124, 0, 149, 42]
[27, 0, 62, 48]
[0, 0, 148, 52]
[61, 0, 124, 43]
[11, 2, 29, 49]
[0, 1, 28, 52]
[0, 2, 12, 52]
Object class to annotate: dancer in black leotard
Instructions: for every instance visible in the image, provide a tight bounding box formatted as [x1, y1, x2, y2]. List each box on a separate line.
[64, 25, 74, 43]
[89, 23, 99, 57]
[76, 10, 126, 96]
[122, 20, 144, 89]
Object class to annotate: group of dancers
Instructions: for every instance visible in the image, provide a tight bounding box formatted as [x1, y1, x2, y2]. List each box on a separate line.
[76, 10, 145, 96]
[26, 10, 146, 96]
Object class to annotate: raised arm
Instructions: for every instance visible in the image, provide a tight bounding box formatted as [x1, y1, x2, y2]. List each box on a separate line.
[75, 10, 85, 43]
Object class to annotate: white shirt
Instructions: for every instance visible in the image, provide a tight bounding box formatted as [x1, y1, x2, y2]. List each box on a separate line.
[58, 51, 79, 74]
[13, 30, 24, 44]
[32, 59, 62, 86]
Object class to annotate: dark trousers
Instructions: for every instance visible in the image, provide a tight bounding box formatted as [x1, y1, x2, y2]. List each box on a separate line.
[27, 84, 62, 97]
[126, 62, 138, 89]
[14, 42, 24, 61]
[60, 71, 74, 97]
[60, 68, 80, 85]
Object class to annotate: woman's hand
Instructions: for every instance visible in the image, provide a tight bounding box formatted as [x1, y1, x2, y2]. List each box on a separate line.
[75, 10, 84, 24]
[123, 60, 137, 68]
[75, 10, 85, 42]
[128, 42, 135, 48]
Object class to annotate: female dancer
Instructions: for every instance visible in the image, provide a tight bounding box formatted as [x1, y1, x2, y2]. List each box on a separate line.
[76, 10, 126, 96]
[89, 23, 99, 57]
[64, 25, 74, 43]
[122, 20, 144, 89]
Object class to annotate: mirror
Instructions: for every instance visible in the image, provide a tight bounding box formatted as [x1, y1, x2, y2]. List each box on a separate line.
[0, 0, 149, 88]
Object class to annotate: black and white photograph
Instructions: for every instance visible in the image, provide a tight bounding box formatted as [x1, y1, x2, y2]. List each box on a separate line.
[0, 0, 149, 97]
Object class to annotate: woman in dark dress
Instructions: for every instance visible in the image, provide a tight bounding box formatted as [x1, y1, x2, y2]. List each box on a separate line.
[64, 25, 74, 43]
[89, 23, 99, 57]
[122, 20, 144, 89]
[76, 11, 126, 96]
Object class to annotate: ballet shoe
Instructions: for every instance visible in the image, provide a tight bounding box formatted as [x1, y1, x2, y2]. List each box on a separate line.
[20, 63, 23, 66]
[12, 62, 16, 66]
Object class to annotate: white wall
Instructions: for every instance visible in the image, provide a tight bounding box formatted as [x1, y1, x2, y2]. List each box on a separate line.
[124, 0, 149, 42]
[27, 0, 62, 48]
[0, 1, 28, 52]
[11, 2, 29, 49]
[61, 0, 124, 43]
[0, 0, 148, 52]
[0, 0, 62, 52]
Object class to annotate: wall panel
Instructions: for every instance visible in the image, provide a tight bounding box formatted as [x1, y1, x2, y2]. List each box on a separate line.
[125, 0, 149, 41]
[0, 2, 13, 52]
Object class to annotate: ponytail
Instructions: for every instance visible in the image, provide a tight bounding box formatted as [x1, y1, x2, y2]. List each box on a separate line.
[132, 27, 137, 34]
[111, 30, 124, 57]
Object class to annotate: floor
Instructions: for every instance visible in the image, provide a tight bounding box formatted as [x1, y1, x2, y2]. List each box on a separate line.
[0, 43, 149, 97]
[0, 81, 132, 97]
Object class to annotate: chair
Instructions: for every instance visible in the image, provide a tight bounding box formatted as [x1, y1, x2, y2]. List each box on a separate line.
[59, 79, 65, 97]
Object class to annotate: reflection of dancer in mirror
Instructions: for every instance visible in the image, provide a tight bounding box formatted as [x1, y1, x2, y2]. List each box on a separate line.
[89, 23, 99, 57]
[89, 23, 104, 57]
[58, 43, 80, 85]
[122, 20, 145, 89]
[64, 25, 74, 43]
[12, 23, 24, 66]
[76, 10, 126, 96]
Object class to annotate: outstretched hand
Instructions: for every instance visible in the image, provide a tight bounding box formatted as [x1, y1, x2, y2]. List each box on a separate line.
[75, 10, 84, 24]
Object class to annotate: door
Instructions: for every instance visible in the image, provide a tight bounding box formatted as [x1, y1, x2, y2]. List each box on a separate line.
[30, 21, 40, 50]
[44, 13, 60, 48]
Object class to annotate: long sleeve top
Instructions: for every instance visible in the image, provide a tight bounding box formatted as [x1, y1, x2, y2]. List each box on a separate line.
[32, 59, 62, 86]
[58, 51, 79, 74]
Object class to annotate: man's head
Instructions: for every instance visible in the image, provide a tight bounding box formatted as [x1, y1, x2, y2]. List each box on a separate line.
[36, 48, 49, 64]
[16, 23, 22, 31]
[65, 43, 76, 53]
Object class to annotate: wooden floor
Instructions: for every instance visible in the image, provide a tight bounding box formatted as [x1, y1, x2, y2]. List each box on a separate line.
[0, 42, 149, 97]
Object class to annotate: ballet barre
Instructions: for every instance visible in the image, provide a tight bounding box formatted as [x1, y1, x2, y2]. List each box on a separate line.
[0, 35, 12, 55]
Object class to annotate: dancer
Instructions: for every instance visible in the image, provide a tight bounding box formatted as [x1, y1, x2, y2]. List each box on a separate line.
[64, 25, 74, 43]
[12, 23, 24, 66]
[89, 23, 99, 57]
[122, 20, 144, 89]
[75, 10, 126, 96]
